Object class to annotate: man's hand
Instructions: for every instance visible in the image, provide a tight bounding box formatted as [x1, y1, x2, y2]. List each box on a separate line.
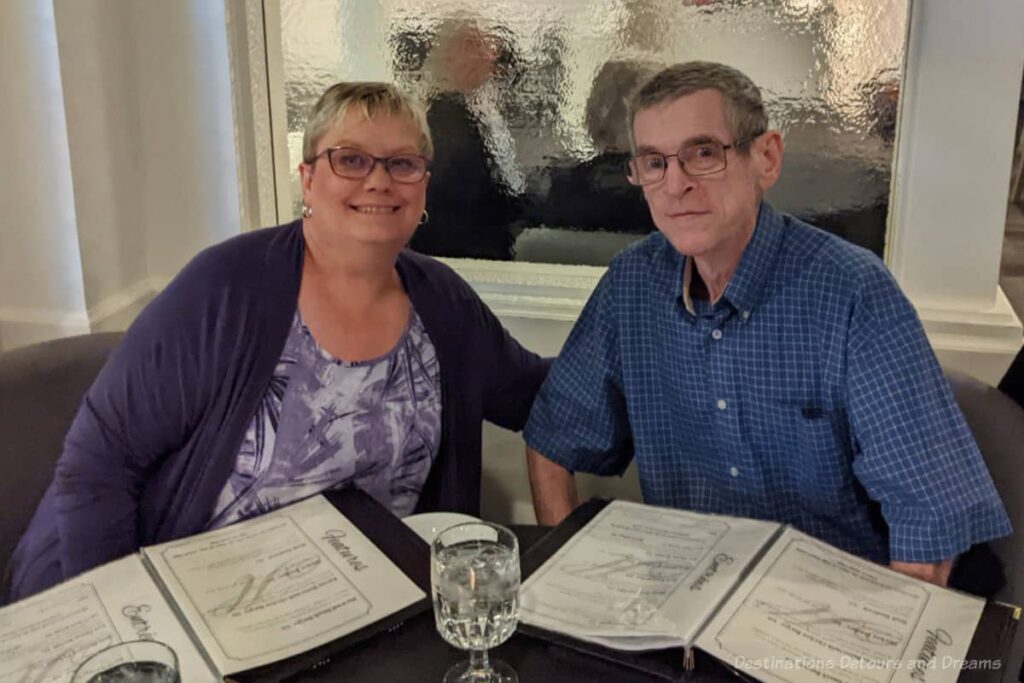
[526, 447, 579, 526]
[889, 559, 954, 587]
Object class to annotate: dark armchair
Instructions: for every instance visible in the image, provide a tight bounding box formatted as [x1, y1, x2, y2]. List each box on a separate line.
[0, 332, 122, 599]
[946, 368, 1024, 607]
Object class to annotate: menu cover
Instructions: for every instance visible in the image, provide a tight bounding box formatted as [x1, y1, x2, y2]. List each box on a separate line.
[519, 499, 1021, 683]
[0, 489, 431, 683]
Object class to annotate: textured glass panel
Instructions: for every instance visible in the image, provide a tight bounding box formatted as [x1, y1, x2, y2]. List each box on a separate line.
[281, 0, 909, 264]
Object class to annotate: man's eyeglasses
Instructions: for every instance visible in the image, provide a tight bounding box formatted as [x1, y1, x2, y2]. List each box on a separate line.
[308, 146, 430, 184]
[626, 134, 762, 186]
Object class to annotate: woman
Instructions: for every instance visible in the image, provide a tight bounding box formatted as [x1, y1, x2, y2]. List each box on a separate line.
[8, 82, 547, 602]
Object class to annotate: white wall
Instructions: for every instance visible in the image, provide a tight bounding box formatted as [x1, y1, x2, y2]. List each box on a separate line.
[0, 1, 89, 349]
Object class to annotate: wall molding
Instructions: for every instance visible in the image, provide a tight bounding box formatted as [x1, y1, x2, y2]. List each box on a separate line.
[443, 256, 1021, 382]
[0, 306, 90, 352]
[4, 258, 1015, 383]
[916, 288, 1022, 384]
[0, 276, 164, 337]
[0, 305, 89, 328]
[437, 258, 603, 321]
[86, 276, 163, 326]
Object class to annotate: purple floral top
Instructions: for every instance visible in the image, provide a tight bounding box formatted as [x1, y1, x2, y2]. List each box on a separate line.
[207, 309, 442, 528]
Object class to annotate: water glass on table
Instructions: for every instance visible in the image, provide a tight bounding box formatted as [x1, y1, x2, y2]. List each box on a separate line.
[71, 640, 179, 683]
[431, 521, 520, 683]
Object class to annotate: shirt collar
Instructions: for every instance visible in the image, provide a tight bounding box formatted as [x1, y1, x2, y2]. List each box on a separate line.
[681, 256, 698, 315]
[724, 201, 785, 317]
[679, 201, 785, 319]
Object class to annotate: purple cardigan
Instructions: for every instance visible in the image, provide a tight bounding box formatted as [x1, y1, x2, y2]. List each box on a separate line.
[9, 221, 547, 602]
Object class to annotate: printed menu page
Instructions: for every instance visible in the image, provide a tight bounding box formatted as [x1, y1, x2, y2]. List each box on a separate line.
[520, 500, 781, 650]
[696, 527, 984, 683]
[0, 555, 216, 683]
[143, 494, 425, 674]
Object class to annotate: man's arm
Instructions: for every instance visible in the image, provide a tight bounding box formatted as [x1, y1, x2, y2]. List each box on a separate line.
[527, 446, 579, 525]
[890, 560, 954, 587]
[521, 270, 632, 523]
[845, 263, 1011, 570]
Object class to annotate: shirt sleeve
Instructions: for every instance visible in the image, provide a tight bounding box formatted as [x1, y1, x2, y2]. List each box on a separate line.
[524, 269, 633, 475]
[846, 266, 1012, 563]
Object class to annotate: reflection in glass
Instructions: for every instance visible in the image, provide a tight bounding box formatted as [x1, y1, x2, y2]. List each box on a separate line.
[280, 0, 910, 265]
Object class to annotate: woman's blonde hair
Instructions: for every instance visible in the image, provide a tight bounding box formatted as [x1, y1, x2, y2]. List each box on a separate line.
[302, 82, 433, 162]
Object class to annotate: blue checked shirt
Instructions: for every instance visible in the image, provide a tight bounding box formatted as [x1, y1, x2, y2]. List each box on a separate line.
[525, 202, 1010, 564]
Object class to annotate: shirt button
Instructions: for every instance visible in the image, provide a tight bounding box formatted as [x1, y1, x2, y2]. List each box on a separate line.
[711, 329, 723, 340]
[741, 311, 750, 320]
[729, 466, 740, 477]
[716, 399, 728, 411]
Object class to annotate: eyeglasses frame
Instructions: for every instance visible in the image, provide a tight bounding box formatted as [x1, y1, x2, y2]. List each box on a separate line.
[626, 131, 765, 186]
[306, 146, 431, 184]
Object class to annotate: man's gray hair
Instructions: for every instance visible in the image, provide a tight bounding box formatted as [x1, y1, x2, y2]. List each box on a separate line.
[627, 61, 768, 152]
[302, 82, 433, 163]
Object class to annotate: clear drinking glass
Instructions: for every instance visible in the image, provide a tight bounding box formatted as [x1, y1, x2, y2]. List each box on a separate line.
[70, 640, 180, 683]
[431, 521, 520, 683]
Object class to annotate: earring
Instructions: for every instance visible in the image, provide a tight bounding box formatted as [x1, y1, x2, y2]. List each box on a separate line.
[418, 210, 430, 225]
[301, 203, 313, 218]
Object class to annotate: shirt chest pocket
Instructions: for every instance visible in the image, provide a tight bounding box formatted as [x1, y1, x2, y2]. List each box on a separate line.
[747, 401, 852, 512]
[790, 406, 853, 511]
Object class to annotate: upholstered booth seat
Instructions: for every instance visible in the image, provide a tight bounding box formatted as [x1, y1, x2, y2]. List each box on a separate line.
[946, 368, 1024, 607]
[0, 332, 122, 599]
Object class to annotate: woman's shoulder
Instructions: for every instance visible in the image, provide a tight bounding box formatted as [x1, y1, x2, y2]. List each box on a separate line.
[139, 222, 302, 328]
[186, 221, 302, 278]
[397, 249, 478, 301]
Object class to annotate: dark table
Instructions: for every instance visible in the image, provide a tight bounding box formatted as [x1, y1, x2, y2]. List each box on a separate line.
[299, 526, 680, 682]
[296, 521, 1024, 683]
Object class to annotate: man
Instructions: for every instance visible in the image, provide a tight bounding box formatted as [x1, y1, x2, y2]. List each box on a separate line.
[524, 61, 1010, 587]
